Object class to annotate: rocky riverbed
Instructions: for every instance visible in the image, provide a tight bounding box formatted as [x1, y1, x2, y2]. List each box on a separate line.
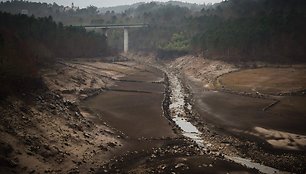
[0, 53, 305, 173]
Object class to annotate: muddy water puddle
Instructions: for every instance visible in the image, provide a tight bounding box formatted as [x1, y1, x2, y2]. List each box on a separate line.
[172, 116, 205, 148]
[172, 115, 288, 173]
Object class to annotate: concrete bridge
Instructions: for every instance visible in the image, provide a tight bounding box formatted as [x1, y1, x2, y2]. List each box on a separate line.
[81, 24, 148, 53]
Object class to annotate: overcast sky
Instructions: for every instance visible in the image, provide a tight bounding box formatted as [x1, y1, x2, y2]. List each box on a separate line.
[10, 0, 222, 8]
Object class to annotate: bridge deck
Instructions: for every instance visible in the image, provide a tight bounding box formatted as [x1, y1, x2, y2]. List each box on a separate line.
[81, 24, 148, 29]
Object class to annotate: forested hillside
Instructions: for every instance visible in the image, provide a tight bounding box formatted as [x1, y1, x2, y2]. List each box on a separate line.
[1, 0, 306, 63]
[99, 1, 206, 13]
[0, 1, 102, 25]
[101, 0, 306, 62]
[0, 12, 108, 97]
[126, 0, 306, 62]
[190, 0, 306, 62]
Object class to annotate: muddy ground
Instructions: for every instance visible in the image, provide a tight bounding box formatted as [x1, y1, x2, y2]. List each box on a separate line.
[164, 55, 306, 173]
[80, 59, 257, 174]
[0, 57, 137, 173]
[0, 53, 305, 173]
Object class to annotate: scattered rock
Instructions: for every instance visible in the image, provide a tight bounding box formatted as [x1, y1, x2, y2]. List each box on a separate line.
[175, 163, 188, 169]
[107, 142, 116, 148]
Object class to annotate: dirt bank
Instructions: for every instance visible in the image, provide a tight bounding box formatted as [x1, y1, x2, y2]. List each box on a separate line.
[0, 56, 252, 174]
[89, 54, 257, 174]
[1, 53, 305, 173]
[165, 55, 306, 173]
[0, 57, 144, 173]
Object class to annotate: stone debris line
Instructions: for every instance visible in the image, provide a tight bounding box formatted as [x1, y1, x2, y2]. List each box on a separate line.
[166, 70, 206, 149]
[227, 156, 290, 174]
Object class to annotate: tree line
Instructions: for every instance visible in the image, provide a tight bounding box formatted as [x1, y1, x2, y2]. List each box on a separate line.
[0, 12, 108, 97]
[190, 0, 306, 63]
[1, 0, 306, 97]
[100, 0, 306, 63]
[1, 0, 306, 63]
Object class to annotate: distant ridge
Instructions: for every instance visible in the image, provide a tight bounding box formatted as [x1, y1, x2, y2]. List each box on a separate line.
[98, 1, 207, 13]
[99, 2, 145, 13]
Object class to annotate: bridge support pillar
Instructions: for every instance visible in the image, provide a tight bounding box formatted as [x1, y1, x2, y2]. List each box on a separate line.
[101, 28, 108, 37]
[124, 28, 128, 53]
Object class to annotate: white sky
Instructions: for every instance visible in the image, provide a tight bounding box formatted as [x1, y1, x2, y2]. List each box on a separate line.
[7, 0, 223, 8]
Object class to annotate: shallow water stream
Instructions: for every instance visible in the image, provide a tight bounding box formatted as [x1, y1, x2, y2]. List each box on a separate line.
[165, 70, 290, 174]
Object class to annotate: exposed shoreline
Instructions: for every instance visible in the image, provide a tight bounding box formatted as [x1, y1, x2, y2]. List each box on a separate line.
[0, 54, 305, 173]
[164, 54, 306, 173]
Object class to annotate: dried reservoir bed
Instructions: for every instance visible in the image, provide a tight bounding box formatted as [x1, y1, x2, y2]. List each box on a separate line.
[80, 65, 256, 173]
